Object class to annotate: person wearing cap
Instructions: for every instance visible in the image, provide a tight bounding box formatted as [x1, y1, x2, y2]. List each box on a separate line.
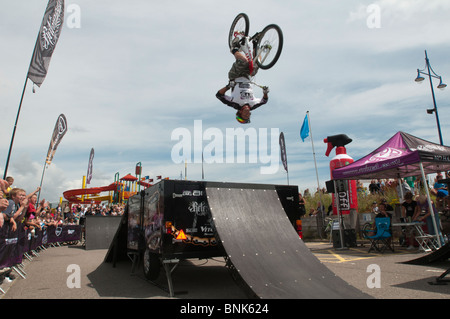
[401, 192, 418, 249]
[375, 202, 393, 219]
[432, 174, 448, 210]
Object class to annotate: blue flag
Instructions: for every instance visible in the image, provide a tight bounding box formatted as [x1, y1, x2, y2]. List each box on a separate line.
[300, 114, 309, 142]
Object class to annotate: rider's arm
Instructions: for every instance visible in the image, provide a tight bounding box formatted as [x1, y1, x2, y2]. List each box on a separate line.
[216, 87, 241, 110]
[250, 86, 269, 110]
[249, 95, 268, 111]
[217, 85, 230, 96]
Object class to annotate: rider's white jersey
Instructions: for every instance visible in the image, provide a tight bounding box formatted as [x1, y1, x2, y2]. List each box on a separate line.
[229, 77, 262, 107]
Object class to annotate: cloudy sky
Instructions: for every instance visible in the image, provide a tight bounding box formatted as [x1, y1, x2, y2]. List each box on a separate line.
[1, 0, 450, 203]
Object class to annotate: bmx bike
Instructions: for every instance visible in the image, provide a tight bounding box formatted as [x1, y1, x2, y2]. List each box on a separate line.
[228, 13, 283, 74]
[322, 217, 335, 242]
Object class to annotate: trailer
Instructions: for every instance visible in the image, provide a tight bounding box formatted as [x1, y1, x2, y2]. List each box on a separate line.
[121, 180, 299, 295]
[128, 180, 223, 284]
[106, 179, 368, 298]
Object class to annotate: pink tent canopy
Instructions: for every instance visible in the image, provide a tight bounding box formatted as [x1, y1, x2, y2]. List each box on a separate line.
[332, 131, 450, 180]
[331, 131, 450, 248]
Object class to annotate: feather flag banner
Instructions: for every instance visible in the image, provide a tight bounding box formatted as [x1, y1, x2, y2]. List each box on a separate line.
[45, 114, 68, 165]
[27, 0, 65, 87]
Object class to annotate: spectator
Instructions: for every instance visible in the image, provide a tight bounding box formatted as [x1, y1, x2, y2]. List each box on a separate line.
[393, 179, 411, 202]
[298, 193, 306, 217]
[431, 174, 448, 210]
[3, 188, 28, 230]
[369, 179, 380, 194]
[0, 180, 9, 198]
[67, 217, 76, 225]
[55, 214, 63, 225]
[0, 190, 12, 229]
[2, 176, 15, 199]
[371, 201, 379, 214]
[309, 201, 325, 217]
[375, 202, 392, 219]
[23, 188, 44, 230]
[380, 198, 394, 212]
[43, 211, 56, 227]
[63, 204, 70, 220]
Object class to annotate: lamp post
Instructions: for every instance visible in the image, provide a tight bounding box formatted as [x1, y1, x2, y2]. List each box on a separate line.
[415, 50, 447, 145]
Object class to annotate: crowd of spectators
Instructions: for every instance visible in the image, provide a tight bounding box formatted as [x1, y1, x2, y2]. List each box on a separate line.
[1, 176, 126, 231]
[300, 174, 450, 231]
[0, 176, 126, 286]
[65, 202, 125, 225]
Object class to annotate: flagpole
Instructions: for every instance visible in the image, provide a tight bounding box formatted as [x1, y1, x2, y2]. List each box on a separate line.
[307, 111, 321, 194]
[307, 111, 325, 228]
[4, 0, 65, 179]
[37, 161, 47, 204]
[3, 20, 41, 179]
[3, 77, 29, 179]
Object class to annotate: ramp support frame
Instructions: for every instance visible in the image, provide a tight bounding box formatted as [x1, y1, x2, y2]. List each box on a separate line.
[430, 267, 450, 285]
[162, 258, 180, 297]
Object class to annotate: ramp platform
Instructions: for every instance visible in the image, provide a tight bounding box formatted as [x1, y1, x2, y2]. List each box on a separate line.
[206, 182, 369, 299]
[403, 242, 450, 265]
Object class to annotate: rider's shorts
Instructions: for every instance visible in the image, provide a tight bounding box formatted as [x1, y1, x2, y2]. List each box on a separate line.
[228, 59, 258, 80]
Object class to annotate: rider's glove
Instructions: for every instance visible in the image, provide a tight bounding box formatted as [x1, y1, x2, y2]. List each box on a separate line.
[263, 86, 270, 94]
[227, 80, 236, 89]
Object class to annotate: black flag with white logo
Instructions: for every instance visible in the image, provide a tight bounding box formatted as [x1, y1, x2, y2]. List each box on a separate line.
[27, 0, 64, 87]
[86, 148, 94, 184]
[45, 114, 68, 165]
[279, 132, 288, 173]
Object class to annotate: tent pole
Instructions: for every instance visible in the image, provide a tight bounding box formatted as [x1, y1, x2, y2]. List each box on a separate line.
[419, 162, 442, 248]
[307, 111, 324, 215]
[397, 176, 404, 203]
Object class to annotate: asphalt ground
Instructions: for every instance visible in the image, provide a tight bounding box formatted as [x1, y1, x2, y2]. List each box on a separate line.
[309, 241, 450, 299]
[1, 240, 450, 302]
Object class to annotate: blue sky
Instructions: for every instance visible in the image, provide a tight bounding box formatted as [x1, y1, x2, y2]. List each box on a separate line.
[1, 0, 450, 202]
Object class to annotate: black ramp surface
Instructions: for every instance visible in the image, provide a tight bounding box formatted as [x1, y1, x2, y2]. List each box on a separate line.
[85, 216, 122, 250]
[206, 186, 370, 299]
[403, 242, 450, 265]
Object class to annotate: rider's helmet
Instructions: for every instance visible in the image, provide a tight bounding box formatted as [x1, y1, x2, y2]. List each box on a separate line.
[236, 114, 250, 124]
[236, 104, 251, 124]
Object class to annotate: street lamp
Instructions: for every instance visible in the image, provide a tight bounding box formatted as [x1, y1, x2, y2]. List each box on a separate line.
[415, 50, 446, 145]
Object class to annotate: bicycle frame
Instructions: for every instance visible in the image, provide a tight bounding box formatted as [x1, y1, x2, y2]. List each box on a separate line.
[252, 34, 272, 67]
[233, 31, 272, 75]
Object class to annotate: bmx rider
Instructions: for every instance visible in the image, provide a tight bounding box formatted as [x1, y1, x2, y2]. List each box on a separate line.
[216, 39, 269, 124]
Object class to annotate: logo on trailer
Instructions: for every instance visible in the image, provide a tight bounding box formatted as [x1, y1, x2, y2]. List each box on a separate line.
[188, 201, 209, 216]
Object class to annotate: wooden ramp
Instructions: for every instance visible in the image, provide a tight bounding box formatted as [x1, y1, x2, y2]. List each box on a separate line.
[205, 182, 370, 299]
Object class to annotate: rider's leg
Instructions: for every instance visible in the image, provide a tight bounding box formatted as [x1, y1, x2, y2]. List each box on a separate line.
[234, 51, 248, 63]
[228, 53, 251, 80]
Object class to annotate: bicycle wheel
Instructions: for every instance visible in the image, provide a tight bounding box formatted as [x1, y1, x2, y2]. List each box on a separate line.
[361, 222, 374, 239]
[255, 24, 283, 70]
[228, 13, 249, 49]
